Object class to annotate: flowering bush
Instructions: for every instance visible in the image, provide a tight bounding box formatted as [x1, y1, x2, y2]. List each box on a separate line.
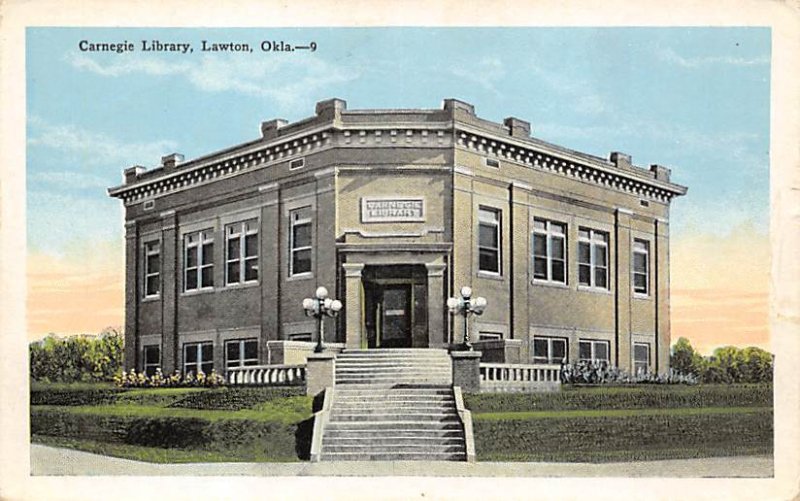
[114, 368, 225, 388]
[559, 360, 698, 385]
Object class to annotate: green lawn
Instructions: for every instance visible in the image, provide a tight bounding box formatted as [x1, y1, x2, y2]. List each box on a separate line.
[31, 385, 314, 463]
[468, 384, 773, 463]
[31, 382, 773, 464]
[32, 435, 279, 463]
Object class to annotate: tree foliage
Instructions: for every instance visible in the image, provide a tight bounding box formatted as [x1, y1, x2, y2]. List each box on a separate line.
[29, 328, 123, 383]
[670, 338, 773, 384]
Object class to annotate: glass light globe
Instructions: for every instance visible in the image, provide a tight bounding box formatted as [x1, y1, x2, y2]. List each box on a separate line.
[473, 296, 487, 309]
[447, 297, 460, 310]
[460, 286, 472, 298]
[323, 298, 332, 309]
[330, 299, 343, 312]
[302, 298, 315, 311]
[315, 286, 328, 299]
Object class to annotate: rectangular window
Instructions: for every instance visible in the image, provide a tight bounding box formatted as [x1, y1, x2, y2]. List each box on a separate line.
[143, 345, 160, 377]
[144, 241, 160, 297]
[633, 343, 651, 375]
[485, 158, 500, 168]
[288, 333, 312, 342]
[478, 207, 501, 274]
[183, 342, 213, 375]
[289, 158, 305, 170]
[290, 207, 312, 276]
[533, 337, 568, 364]
[578, 228, 609, 289]
[226, 220, 259, 285]
[184, 230, 214, 291]
[478, 332, 503, 341]
[225, 339, 259, 369]
[532, 219, 566, 283]
[578, 339, 610, 363]
[633, 239, 650, 295]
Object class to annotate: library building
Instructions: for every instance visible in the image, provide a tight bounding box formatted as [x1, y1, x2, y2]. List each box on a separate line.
[108, 97, 687, 377]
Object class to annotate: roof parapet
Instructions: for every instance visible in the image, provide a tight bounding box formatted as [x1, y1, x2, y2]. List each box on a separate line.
[315, 98, 347, 120]
[123, 165, 147, 185]
[161, 153, 184, 172]
[650, 164, 671, 182]
[504, 117, 531, 138]
[260, 118, 288, 140]
[442, 98, 475, 116]
[609, 151, 633, 170]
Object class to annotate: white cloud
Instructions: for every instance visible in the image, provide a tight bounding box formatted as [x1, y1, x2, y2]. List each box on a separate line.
[527, 61, 607, 116]
[657, 47, 770, 68]
[450, 57, 507, 96]
[66, 52, 358, 108]
[27, 115, 177, 168]
[30, 171, 112, 189]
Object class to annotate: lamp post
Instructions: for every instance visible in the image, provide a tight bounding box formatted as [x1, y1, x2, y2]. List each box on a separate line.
[302, 286, 343, 353]
[447, 286, 487, 350]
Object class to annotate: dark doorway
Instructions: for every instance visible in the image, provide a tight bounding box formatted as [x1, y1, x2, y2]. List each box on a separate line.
[362, 265, 427, 348]
[365, 283, 412, 348]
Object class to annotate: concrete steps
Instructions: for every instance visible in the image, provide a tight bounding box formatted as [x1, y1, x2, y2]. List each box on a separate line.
[319, 348, 467, 462]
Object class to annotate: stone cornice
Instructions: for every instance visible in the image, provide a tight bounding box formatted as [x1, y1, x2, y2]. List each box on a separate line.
[108, 105, 687, 206]
[109, 126, 335, 204]
[454, 125, 687, 202]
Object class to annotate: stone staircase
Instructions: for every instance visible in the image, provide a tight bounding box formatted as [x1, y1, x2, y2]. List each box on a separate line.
[318, 349, 472, 461]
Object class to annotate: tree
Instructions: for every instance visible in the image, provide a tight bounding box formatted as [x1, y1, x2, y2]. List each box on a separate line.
[670, 337, 704, 376]
[29, 329, 123, 383]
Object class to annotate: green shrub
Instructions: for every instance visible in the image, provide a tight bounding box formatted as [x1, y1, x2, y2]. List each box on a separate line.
[30, 331, 123, 383]
[30, 407, 301, 460]
[30, 386, 127, 406]
[169, 387, 306, 411]
[473, 408, 773, 462]
[114, 388, 208, 407]
[464, 384, 772, 413]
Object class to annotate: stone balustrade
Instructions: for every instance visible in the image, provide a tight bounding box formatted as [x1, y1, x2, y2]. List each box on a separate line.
[479, 363, 561, 393]
[227, 364, 306, 386]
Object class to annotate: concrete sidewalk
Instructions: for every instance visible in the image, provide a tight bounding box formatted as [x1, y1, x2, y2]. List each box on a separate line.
[30, 445, 773, 477]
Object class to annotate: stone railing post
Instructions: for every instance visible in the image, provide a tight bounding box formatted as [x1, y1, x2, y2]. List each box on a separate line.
[451, 351, 482, 393]
[306, 352, 336, 397]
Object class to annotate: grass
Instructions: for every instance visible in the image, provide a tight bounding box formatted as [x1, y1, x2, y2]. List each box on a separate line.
[31, 434, 298, 463]
[477, 445, 773, 463]
[33, 396, 312, 424]
[473, 405, 770, 421]
[471, 405, 773, 463]
[31, 382, 774, 464]
[464, 384, 773, 413]
[30, 381, 116, 391]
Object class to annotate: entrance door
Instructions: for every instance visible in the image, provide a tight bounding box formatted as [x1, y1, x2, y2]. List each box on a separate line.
[366, 283, 412, 348]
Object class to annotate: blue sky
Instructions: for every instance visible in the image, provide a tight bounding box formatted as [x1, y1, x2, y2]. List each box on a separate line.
[27, 27, 770, 255]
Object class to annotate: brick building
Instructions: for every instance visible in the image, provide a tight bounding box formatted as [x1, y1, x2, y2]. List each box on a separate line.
[108, 98, 686, 377]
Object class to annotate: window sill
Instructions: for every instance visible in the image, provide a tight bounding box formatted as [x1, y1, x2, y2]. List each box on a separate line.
[633, 293, 652, 301]
[181, 287, 216, 297]
[142, 296, 161, 303]
[577, 286, 612, 295]
[287, 273, 313, 282]
[476, 271, 504, 281]
[531, 280, 569, 289]
[222, 281, 261, 291]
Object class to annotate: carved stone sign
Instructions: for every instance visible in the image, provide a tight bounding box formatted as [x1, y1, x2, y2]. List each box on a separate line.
[361, 197, 425, 223]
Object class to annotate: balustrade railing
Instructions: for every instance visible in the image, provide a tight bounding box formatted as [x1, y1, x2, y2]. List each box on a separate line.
[227, 364, 306, 386]
[479, 363, 561, 392]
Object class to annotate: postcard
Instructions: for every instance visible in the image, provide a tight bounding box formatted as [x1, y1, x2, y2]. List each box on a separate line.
[1, 1, 798, 500]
